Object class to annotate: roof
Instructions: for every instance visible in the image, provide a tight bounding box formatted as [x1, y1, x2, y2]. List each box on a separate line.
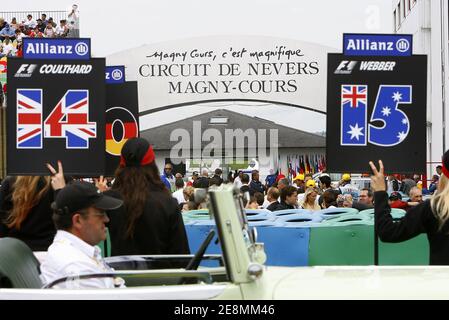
[140, 109, 325, 150]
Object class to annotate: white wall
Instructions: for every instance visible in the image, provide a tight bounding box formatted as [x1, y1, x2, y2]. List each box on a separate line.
[395, 0, 446, 177]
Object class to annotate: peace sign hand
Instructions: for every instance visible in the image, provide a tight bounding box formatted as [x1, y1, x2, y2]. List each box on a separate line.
[94, 176, 109, 192]
[369, 160, 386, 192]
[46, 160, 66, 190]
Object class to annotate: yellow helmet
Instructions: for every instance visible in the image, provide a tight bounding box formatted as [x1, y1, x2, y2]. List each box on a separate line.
[342, 173, 351, 181]
[293, 173, 304, 181]
[306, 179, 316, 188]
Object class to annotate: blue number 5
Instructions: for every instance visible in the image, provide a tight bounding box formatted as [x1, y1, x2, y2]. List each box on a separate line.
[368, 85, 412, 147]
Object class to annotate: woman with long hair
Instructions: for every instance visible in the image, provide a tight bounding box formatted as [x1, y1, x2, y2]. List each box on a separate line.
[299, 187, 321, 211]
[371, 150, 449, 265]
[0, 162, 65, 250]
[105, 137, 189, 256]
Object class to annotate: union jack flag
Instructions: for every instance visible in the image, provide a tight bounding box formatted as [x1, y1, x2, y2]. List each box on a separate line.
[17, 89, 43, 149]
[44, 90, 96, 149]
[341, 85, 367, 146]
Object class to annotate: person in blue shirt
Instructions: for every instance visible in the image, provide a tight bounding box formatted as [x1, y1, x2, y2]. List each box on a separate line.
[160, 163, 175, 192]
[0, 26, 15, 41]
[264, 169, 277, 190]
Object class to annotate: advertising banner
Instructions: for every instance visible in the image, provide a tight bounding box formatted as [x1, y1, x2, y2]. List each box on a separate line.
[22, 38, 91, 60]
[7, 57, 106, 175]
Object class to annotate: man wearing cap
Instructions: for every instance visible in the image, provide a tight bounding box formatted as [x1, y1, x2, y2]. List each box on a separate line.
[40, 181, 124, 289]
[293, 174, 305, 193]
[186, 171, 198, 187]
[339, 173, 360, 201]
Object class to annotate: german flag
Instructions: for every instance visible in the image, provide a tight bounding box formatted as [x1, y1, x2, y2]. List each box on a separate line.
[105, 107, 138, 156]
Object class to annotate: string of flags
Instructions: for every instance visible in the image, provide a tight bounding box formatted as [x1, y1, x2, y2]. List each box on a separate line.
[286, 154, 326, 181]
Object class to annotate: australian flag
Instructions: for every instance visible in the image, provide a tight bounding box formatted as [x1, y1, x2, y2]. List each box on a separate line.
[17, 89, 43, 149]
[44, 90, 96, 149]
[341, 85, 367, 146]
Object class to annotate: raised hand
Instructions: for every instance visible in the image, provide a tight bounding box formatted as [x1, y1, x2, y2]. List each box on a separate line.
[46, 160, 66, 190]
[369, 160, 386, 192]
[94, 175, 109, 192]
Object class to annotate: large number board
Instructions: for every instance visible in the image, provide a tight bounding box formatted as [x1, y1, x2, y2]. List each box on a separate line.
[7, 58, 106, 175]
[326, 54, 427, 173]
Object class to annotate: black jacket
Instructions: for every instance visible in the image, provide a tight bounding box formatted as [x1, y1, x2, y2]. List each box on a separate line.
[273, 202, 295, 211]
[105, 189, 190, 256]
[266, 201, 281, 212]
[375, 191, 449, 265]
[0, 176, 56, 251]
[249, 180, 265, 196]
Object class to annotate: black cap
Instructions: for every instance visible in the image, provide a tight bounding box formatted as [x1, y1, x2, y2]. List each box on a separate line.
[54, 181, 122, 215]
[389, 191, 402, 201]
[120, 137, 155, 167]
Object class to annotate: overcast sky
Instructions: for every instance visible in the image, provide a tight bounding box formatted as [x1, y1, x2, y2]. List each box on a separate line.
[1, 1, 393, 133]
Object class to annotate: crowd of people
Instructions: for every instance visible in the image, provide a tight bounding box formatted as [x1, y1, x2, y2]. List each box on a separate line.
[0, 135, 448, 288]
[0, 7, 79, 58]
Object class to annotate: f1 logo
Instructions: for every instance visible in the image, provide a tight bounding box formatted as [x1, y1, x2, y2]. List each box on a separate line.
[334, 61, 358, 74]
[15, 64, 37, 75]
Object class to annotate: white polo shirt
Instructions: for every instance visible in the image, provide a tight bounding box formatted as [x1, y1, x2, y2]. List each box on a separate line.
[40, 230, 123, 289]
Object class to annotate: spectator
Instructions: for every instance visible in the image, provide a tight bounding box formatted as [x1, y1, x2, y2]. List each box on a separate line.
[353, 188, 374, 210]
[194, 169, 210, 189]
[212, 168, 223, 186]
[209, 176, 221, 187]
[429, 175, 439, 194]
[41, 13, 48, 26]
[264, 169, 277, 189]
[337, 194, 353, 208]
[43, 23, 56, 38]
[40, 181, 124, 289]
[172, 178, 185, 204]
[183, 186, 195, 203]
[400, 174, 416, 196]
[370, 154, 449, 265]
[387, 174, 400, 193]
[47, 17, 57, 28]
[14, 28, 25, 43]
[274, 186, 298, 211]
[299, 187, 320, 211]
[23, 14, 37, 29]
[246, 196, 259, 209]
[249, 170, 264, 196]
[277, 178, 290, 192]
[186, 171, 198, 187]
[67, 4, 80, 37]
[106, 137, 190, 256]
[1, 37, 15, 56]
[9, 17, 19, 30]
[56, 19, 69, 37]
[36, 19, 45, 33]
[239, 174, 250, 194]
[321, 190, 338, 209]
[265, 187, 281, 211]
[293, 174, 305, 193]
[233, 170, 244, 189]
[0, 24, 15, 41]
[389, 191, 408, 209]
[436, 165, 443, 177]
[253, 192, 264, 208]
[0, 18, 8, 33]
[339, 173, 360, 201]
[160, 162, 175, 192]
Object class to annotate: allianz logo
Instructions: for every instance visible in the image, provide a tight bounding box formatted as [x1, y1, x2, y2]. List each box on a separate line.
[346, 38, 410, 53]
[334, 60, 396, 74]
[25, 42, 89, 56]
